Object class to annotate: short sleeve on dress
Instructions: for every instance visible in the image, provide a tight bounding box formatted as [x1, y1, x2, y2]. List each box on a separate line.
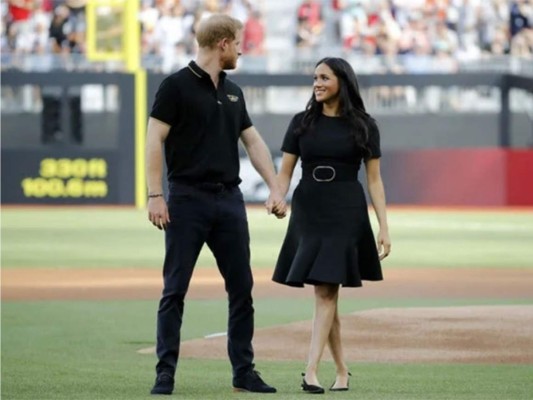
[367, 118, 381, 159]
[281, 114, 301, 155]
[150, 77, 180, 126]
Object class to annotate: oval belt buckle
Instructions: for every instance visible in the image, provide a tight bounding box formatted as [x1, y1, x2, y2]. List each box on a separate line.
[312, 166, 336, 182]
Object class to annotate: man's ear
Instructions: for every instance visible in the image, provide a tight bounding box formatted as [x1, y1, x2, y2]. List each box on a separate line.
[218, 38, 228, 51]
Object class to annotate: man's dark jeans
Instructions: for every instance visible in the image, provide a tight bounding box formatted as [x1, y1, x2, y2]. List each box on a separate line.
[154, 181, 254, 379]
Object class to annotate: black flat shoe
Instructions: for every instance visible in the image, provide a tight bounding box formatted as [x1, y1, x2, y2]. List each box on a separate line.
[329, 372, 352, 392]
[301, 373, 325, 394]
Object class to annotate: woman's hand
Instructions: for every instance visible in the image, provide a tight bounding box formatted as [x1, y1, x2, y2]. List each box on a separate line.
[377, 229, 391, 260]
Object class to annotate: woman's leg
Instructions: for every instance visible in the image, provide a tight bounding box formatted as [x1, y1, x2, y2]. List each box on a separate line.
[327, 306, 350, 389]
[304, 284, 339, 387]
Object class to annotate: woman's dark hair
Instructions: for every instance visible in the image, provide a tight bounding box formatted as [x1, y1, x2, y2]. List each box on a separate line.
[297, 57, 375, 157]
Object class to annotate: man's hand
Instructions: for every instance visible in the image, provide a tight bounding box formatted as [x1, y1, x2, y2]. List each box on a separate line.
[265, 189, 287, 219]
[271, 200, 288, 219]
[148, 197, 170, 230]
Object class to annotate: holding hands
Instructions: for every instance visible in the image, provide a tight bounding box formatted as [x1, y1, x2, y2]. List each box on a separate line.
[265, 187, 288, 219]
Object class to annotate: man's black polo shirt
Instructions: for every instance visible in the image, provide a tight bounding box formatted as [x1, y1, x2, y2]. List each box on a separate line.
[150, 61, 253, 185]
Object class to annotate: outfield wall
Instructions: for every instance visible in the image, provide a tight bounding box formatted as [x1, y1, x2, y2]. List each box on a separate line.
[1, 71, 532, 206]
[381, 148, 533, 206]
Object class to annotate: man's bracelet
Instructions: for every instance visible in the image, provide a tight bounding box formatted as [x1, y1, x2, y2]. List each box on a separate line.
[148, 193, 164, 198]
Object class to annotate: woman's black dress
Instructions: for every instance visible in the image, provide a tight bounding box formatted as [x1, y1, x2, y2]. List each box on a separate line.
[272, 113, 383, 287]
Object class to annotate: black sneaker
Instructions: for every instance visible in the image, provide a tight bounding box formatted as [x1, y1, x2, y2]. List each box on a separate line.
[150, 373, 174, 395]
[233, 369, 277, 393]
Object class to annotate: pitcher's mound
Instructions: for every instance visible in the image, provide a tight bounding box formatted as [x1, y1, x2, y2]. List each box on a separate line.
[161, 305, 533, 364]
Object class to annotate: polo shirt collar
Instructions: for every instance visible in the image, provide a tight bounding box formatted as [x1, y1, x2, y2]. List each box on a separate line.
[188, 61, 227, 81]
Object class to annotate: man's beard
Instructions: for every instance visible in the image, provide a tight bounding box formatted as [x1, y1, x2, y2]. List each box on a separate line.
[222, 57, 237, 70]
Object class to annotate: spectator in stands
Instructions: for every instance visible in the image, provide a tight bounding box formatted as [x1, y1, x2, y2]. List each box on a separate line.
[64, 0, 86, 54]
[297, 0, 324, 29]
[296, 0, 324, 47]
[296, 18, 318, 48]
[339, 1, 368, 52]
[510, 0, 532, 37]
[477, 0, 506, 52]
[431, 19, 459, 56]
[198, 0, 221, 20]
[48, 5, 68, 55]
[511, 26, 533, 56]
[31, 3, 51, 54]
[455, 24, 482, 61]
[486, 24, 510, 55]
[154, 3, 187, 73]
[242, 7, 265, 55]
[375, 23, 404, 73]
[395, 14, 415, 55]
[171, 40, 190, 68]
[139, 0, 160, 55]
[399, 10, 431, 56]
[223, 0, 250, 22]
[330, 0, 344, 42]
[453, 0, 480, 51]
[7, 0, 35, 55]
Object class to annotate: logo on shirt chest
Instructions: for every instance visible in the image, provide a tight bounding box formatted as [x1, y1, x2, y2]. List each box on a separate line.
[226, 94, 239, 102]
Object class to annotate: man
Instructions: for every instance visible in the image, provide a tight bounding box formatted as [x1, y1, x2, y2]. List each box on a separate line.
[146, 13, 284, 396]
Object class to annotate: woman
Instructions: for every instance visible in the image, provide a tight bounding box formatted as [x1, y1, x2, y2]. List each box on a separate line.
[272, 57, 391, 394]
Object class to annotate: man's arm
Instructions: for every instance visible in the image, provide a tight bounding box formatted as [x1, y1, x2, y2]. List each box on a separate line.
[146, 117, 171, 230]
[240, 126, 285, 216]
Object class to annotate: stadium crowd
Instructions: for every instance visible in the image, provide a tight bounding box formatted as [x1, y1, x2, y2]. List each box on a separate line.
[2, 0, 532, 72]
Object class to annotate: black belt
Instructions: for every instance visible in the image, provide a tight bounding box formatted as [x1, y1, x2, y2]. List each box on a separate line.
[170, 180, 237, 193]
[194, 182, 236, 193]
[302, 164, 359, 182]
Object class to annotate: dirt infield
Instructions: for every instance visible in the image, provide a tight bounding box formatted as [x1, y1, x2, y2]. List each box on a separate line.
[3, 267, 532, 301]
[175, 305, 533, 364]
[3, 268, 533, 364]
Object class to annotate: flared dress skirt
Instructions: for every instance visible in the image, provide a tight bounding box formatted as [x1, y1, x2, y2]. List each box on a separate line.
[272, 178, 383, 287]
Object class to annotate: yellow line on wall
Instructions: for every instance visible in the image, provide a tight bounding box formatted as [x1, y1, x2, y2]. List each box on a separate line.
[135, 69, 147, 209]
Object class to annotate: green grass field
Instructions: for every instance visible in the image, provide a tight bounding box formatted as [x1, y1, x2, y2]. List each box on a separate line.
[2, 207, 533, 399]
[2, 207, 533, 269]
